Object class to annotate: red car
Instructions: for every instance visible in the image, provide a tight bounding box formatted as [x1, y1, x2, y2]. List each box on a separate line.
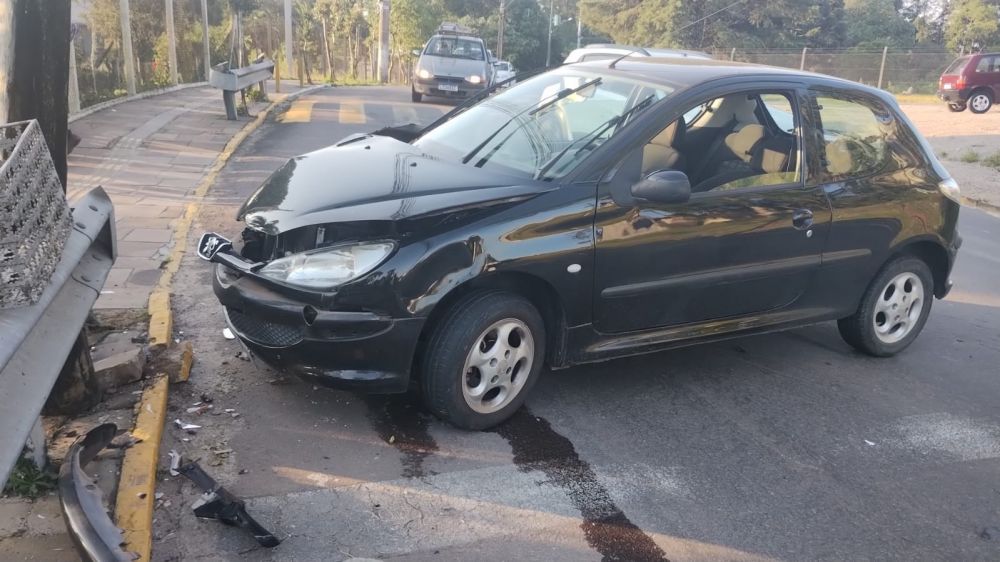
[938, 52, 1000, 113]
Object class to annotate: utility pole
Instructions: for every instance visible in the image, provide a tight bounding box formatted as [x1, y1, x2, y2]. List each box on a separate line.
[377, 0, 390, 83]
[119, 0, 137, 95]
[165, 0, 178, 85]
[201, 0, 210, 80]
[497, 0, 506, 60]
[545, 0, 554, 66]
[68, 35, 81, 113]
[284, 0, 293, 79]
[576, 16, 581, 49]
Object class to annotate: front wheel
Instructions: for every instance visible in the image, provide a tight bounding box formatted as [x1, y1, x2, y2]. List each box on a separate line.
[947, 103, 966, 112]
[969, 91, 992, 114]
[838, 256, 934, 357]
[421, 291, 545, 430]
[411, 87, 422, 103]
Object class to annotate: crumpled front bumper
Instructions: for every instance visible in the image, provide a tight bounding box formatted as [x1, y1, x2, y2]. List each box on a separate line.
[58, 423, 134, 562]
[213, 264, 423, 393]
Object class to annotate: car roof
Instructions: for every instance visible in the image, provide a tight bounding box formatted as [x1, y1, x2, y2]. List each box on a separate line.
[429, 34, 482, 42]
[570, 56, 887, 97]
[566, 45, 711, 61]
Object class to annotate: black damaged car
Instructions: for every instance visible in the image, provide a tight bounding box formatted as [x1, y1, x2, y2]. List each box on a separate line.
[200, 58, 961, 429]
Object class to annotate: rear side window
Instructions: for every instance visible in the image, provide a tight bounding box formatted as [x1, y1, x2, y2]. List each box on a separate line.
[975, 56, 998, 73]
[944, 57, 970, 74]
[814, 94, 900, 181]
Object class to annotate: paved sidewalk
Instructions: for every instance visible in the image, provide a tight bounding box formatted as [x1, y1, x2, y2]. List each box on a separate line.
[67, 81, 312, 309]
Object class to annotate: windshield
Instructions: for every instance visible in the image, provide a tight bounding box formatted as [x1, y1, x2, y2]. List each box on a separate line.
[414, 68, 674, 180]
[424, 37, 485, 61]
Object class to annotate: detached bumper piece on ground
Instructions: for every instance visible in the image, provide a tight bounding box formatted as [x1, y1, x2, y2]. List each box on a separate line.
[177, 457, 281, 548]
[58, 423, 135, 562]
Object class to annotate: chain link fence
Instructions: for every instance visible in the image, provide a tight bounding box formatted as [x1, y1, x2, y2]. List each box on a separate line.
[708, 48, 956, 94]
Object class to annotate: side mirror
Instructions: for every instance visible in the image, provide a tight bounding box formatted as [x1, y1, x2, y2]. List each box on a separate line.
[631, 170, 691, 204]
[411, 49, 421, 57]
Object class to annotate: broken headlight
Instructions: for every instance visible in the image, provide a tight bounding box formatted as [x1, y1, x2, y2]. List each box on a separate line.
[258, 241, 394, 290]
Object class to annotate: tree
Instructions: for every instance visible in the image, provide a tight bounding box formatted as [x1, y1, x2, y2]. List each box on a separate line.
[945, 0, 1000, 51]
[845, 0, 917, 49]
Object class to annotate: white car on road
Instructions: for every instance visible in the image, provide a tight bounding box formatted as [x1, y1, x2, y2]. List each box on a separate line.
[564, 44, 712, 64]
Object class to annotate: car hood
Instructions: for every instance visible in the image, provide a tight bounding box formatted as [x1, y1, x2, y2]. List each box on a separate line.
[237, 135, 547, 235]
[419, 55, 487, 78]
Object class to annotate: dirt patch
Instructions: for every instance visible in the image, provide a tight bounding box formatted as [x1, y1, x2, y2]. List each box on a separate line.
[899, 104, 1000, 209]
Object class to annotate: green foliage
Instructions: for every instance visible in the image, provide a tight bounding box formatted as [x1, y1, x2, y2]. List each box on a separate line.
[2, 457, 56, 499]
[946, 0, 1000, 51]
[982, 151, 1000, 169]
[845, 0, 916, 49]
[960, 148, 981, 163]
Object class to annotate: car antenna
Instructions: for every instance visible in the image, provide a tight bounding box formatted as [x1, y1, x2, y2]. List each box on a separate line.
[608, 51, 635, 69]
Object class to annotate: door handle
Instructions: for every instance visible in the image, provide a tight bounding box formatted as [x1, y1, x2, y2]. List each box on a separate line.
[792, 208, 814, 230]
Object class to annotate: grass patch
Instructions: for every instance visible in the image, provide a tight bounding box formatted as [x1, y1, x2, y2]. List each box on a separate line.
[982, 151, 1000, 169]
[960, 149, 981, 163]
[2, 457, 56, 498]
[895, 93, 940, 105]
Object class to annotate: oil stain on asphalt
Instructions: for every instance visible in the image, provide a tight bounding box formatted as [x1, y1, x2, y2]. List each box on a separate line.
[493, 409, 669, 562]
[364, 396, 440, 479]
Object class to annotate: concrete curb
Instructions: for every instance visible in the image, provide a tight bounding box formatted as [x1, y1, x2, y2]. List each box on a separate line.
[962, 195, 1000, 218]
[116, 83, 328, 562]
[69, 82, 210, 124]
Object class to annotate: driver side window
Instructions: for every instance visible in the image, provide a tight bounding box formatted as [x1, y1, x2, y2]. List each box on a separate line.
[641, 91, 802, 194]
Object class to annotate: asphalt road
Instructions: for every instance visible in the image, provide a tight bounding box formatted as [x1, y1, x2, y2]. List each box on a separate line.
[153, 86, 1000, 561]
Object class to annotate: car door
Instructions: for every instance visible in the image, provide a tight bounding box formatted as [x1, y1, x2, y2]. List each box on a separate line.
[593, 88, 833, 334]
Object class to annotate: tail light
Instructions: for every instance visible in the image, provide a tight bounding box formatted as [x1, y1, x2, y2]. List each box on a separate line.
[939, 178, 961, 203]
[957, 75, 967, 89]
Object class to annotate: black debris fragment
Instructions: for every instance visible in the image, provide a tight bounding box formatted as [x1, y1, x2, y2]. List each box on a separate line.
[176, 458, 281, 548]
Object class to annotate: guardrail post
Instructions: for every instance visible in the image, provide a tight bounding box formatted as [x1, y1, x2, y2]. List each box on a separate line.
[799, 46, 808, 70]
[877, 45, 888, 90]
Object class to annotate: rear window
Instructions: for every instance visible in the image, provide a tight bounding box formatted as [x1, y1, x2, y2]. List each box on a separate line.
[944, 57, 970, 75]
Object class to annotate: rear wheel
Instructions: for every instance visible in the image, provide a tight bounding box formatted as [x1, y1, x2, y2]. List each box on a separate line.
[838, 257, 934, 357]
[969, 90, 993, 114]
[421, 291, 545, 430]
[947, 103, 966, 112]
[411, 87, 422, 103]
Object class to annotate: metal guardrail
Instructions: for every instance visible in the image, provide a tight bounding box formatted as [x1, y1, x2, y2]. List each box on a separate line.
[0, 119, 116, 490]
[209, 58, 275, 120]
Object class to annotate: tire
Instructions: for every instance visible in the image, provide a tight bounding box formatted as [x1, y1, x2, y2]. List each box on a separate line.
[947, 103, 966, 112]
[838, 256, 934, 357]
[969, 90, 992, 114]
[420, 291, 545, 430]
[411, 87, 422, 103]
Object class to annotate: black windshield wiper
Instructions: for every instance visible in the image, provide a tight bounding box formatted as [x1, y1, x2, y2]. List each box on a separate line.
[461, 77, 603, 165]
[535, 94, 659, 180]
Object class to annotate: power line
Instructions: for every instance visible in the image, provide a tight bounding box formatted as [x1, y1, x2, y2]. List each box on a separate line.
[676, 0, 747, 33]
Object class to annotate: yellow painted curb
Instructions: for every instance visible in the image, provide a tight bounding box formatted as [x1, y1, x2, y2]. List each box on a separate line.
[115, 375, 168, 561]
[146, 289, 172, 349]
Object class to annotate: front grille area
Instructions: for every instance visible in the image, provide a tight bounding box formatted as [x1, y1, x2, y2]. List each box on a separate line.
[433, 75, 464, 84]
[226, 307, 304, 347]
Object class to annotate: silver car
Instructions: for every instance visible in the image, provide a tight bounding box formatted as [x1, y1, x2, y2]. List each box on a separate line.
[412, 27, 493, 103]
[563, 44, 712, 64]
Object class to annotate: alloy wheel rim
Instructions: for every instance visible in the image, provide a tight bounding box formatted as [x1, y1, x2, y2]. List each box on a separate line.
[872, 272, 924, 344]
[461, 318, 534, 414]
[971, 94, 990, 112]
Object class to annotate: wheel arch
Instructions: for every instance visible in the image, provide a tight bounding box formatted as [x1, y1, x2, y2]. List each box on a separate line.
[970, 86, 995, 102]
[414, 272, 570, 377]
[890, 238, 951, 298]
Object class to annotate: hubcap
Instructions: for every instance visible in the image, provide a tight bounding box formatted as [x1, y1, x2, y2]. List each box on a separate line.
[971, 94, 990, 112]
[461, 318, 534, 414]
[873, 272, 924, 344]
